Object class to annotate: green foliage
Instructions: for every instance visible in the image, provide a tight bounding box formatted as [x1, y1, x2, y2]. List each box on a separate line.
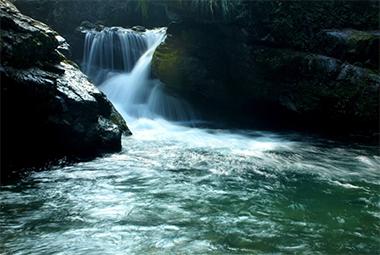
[136, 0, 149, 18]
[244, 0, 379, 51]
[134, 0, 242, 19]
[188, 0, 241, 17]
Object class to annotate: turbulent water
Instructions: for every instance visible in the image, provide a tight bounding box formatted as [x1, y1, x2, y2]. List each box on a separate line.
[1, 120, 379, 254]
[1, 27, 379, 254]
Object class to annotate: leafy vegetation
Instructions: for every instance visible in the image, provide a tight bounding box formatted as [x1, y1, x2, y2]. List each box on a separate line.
[135, 0, 242, 19]
[242, 0, 380, 51]
[185, 0, 241, 16]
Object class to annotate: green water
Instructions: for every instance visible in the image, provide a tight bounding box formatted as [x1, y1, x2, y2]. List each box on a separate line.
[1, 119, 379, 254]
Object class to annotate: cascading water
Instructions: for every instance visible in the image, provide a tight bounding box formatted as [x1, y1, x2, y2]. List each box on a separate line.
[82, 27, 194, 126]
[82, 27, 149, 84]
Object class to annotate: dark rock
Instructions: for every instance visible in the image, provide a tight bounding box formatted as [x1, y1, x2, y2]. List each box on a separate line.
[77, 20, 105, 33]
[132, 25, 146, 32]
[316, 29, 380, 70]
[153, 22, 251, 105]
[251, 48, 380, 126]
[0, 0, 131, 184]
[0, 1, 60, 68]
[244, 1, 379, 52]
[77, 20, 96, 32]
[153, 23, 380, 136]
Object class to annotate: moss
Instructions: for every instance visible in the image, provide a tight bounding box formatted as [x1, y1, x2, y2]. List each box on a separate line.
[153, 42, 185, 90]
[348, 31, 375, 43]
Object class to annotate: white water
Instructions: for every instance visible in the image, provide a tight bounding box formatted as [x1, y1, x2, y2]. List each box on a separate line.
[83, 27, 194, 126]
[83, 27, 149, 84]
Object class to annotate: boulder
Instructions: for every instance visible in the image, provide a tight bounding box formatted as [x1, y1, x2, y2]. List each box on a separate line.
[251, 48, 380, 128]
[132, 25, 146, 32]
[317, 29, 380, 70]
[0, 0, 131, 183]
[153, 22, 251, 106]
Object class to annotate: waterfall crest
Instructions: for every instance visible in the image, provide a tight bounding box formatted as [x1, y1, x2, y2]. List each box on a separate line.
[83, 27, 149, 84]
[82, 27, 194, 124]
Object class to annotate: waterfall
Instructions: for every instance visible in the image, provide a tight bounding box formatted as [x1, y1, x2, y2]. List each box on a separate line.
[82, 27, 149, 84]
[82, 27, 194, 124]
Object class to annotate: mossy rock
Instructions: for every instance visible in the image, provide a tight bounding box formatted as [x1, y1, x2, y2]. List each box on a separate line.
[153, 41, 185, 91]
[252, 47, 380, 125]
[317, 29, 380, 70]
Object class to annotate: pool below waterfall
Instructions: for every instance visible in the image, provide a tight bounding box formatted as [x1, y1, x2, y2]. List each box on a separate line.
[1, 118, 379, 254]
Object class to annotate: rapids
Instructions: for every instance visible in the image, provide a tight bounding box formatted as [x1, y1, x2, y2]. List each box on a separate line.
[0, 121, 379, 254]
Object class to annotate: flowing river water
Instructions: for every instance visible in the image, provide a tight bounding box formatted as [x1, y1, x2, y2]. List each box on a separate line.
[0, 28, 379, 255]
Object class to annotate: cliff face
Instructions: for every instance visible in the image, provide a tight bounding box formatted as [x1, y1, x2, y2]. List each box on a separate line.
[0, 0, 131, 183]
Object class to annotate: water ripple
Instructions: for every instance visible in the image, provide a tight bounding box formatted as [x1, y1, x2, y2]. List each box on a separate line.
[1, 121, 379, 254]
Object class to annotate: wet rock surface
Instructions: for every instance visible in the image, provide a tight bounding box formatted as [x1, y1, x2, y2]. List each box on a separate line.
[153, 22, 380, 138]
[0, 0, 130, 183]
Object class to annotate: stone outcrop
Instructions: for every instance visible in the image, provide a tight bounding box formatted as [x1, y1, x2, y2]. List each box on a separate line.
[316, 29, 380, 70]
[0, 0, 131, 183]
[153, 22, 380, 137]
